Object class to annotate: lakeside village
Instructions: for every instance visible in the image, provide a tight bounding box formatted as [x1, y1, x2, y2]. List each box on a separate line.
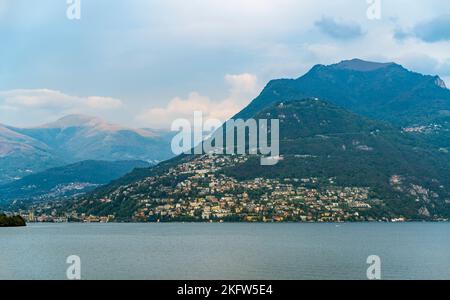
[8, 155, 420, 223]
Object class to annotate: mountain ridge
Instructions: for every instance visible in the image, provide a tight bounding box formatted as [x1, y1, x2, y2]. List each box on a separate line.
[49, 97, 450, 221]
[0, 115, 175, 185]
[328, 58, 396, 72]
[236, 59, 450, 125]
[9, 59, 450, 222]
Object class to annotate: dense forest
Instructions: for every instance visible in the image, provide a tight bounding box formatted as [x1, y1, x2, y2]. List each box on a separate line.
[0, 214, 26, 227]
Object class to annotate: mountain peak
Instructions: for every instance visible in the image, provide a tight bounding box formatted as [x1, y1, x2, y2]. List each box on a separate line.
[35, 114, 162, 138]
[331, 59, 396, 72]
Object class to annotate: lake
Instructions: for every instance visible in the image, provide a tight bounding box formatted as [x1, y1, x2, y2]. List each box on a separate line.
[1, 223, 449, 280]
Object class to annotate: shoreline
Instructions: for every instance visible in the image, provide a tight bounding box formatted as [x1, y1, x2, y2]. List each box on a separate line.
[23, 220, 449, 225]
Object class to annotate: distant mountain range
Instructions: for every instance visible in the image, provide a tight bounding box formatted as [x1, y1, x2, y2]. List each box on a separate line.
[0, 160, 151, 207]
[0, 115, 175, 185]
[49, 59, 450, 221]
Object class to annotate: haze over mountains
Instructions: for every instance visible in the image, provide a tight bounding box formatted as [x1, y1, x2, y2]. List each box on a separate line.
[47, 59, 450, 221]
[0, 160, 151, 206]
[0, 115, 174, 185]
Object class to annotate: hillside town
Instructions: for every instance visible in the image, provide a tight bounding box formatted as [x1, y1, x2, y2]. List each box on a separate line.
[12, 154, 411, 223]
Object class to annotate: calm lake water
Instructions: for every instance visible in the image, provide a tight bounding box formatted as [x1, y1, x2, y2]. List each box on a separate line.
[1, 223, 449, 280]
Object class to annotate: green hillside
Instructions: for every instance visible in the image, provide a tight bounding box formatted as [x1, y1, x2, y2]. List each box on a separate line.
[223, 99, 450, 217]
[51, 99, 450, 221]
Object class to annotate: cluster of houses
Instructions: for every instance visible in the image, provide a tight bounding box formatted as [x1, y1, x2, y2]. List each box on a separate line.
[20, 154, 401, 223]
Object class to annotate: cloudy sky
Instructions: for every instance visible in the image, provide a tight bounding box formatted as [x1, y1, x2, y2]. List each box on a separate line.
[1, 0, 450, 128]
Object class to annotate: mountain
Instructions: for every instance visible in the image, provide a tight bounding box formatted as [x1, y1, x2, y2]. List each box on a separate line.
[224, 99, 450, 215]
[22, 59, 450, 222]
[237, 59, 450, 126]
[0, 115, 175, 185]
[236, 58, 450, 152]
[0, 124, 62, 184]
[15, 114, 174, 163]
[48, 98, 450, 221]
[0, 160, 151, 206]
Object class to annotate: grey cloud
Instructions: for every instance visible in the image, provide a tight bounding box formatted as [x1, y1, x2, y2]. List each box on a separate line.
[395, 15, 450, 43]
[315, 17, 364, 40]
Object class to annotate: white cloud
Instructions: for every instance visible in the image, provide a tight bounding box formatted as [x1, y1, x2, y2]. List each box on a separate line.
[0, 89, 123, 110]
[3, 0, 450, 128]
[225, 73, 258, 95]
[1, 89, 68, 109]
[85, 96, 123, 109]
[0, 89, 123, 127]
[136, 73, 259, 128]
